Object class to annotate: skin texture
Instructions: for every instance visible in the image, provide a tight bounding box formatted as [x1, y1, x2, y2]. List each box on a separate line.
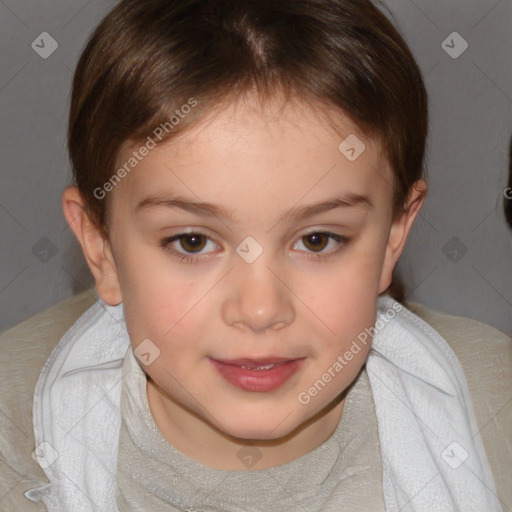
[63, 94, 427, 470]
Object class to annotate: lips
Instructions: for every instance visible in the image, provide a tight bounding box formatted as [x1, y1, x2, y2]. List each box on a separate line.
[217, 357, 293, 368]
[209, 357, 305, 392]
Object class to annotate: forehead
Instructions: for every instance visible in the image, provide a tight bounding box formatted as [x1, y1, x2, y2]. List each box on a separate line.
[112, 95, 394, 219]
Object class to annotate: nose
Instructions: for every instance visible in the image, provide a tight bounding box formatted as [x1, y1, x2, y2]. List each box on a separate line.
[221, 256, 295, 334]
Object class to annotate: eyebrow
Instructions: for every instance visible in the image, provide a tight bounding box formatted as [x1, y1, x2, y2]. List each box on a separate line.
[135, 192, 372, 223]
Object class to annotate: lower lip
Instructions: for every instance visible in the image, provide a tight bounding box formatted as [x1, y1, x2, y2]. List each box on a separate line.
[209, 359, 304, 392]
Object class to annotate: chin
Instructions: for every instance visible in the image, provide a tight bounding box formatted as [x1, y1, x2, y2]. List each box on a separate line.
[216, 410, 303, 442]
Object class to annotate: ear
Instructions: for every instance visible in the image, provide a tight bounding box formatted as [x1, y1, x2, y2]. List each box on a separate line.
[378, 179, 428, 294]
[62, 186, 122, 306]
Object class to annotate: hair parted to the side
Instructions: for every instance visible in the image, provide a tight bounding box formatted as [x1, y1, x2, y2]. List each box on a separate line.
[67, 0, 428, 302]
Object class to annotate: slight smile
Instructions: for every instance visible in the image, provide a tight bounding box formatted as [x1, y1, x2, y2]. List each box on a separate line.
[209, 357, 306, 392]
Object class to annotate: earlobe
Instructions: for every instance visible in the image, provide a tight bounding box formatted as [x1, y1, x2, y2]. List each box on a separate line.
[378, 179, 428, 295]
[62, 186, 122, 306]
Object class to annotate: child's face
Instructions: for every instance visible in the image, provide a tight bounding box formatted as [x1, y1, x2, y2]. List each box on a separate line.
[84, 95, 423, 447]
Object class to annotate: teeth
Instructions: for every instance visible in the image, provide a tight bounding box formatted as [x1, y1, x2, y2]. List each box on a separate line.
[241, 363, 276, 370]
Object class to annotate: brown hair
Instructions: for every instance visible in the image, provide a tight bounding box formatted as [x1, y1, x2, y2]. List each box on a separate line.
[68, 0, 428, 300]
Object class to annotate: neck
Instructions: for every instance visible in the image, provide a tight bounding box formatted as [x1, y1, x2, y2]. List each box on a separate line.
[146, 379, 346, 470]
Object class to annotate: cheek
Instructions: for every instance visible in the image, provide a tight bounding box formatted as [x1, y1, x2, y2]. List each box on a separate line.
[318, 296, 377, 358]
[124, 283, 207, 347]
[304, 251, 382, 318]
[296, 243, 384, 357]
[116, 247, 210, 348]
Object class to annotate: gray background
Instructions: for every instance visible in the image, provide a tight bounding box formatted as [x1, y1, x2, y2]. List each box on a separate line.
[0, 0, 511, 335]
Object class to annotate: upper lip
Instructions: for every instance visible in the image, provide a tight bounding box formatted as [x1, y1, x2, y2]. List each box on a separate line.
[211, 357, 302, 366]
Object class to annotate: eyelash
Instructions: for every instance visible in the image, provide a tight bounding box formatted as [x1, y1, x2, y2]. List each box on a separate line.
[160, 230, 350, 264]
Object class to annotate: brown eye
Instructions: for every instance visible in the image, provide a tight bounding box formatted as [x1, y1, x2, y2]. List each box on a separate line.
[161, 231, 220, 261]
[293, 231, 348, 257]
[179, 234, 207, 253]
[302, 232, 328, 252]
